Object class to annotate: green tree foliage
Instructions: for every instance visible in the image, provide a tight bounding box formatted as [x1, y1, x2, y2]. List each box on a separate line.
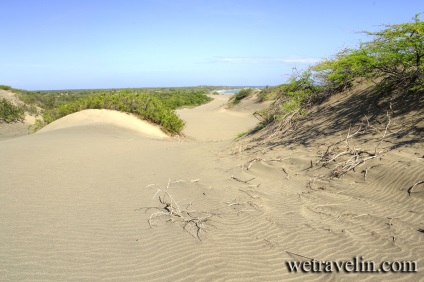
[313, 14, 424, 92]
[270, 69, 322, 120]
[2, 86, 212, 133]
[33, 91, 185, 134]
[16, 87, 212, 111]
[362, 14, 424, 90]
[148, 89, 212, 109]
[0, 98, 24, 123]
[312, 49, 374, 90]
[256, 15, 424, 132]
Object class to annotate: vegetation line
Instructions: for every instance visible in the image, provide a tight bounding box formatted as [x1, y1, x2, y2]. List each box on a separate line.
[247, 14, 424, 135]
[30, 89, 212, 134]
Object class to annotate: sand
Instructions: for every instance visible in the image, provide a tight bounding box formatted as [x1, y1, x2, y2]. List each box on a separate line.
[0, 94, 423, 281]
[176, 95, 261, 141]
[39, 109, 169, 139]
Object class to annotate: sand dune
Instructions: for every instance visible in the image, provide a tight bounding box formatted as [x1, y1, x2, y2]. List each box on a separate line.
[177, 95, 260, 141]
[39, 109, 169, 139]
[0, 95, 423, 281]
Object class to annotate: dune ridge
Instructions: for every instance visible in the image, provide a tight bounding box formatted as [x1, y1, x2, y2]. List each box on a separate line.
[38, 109, 169, 139]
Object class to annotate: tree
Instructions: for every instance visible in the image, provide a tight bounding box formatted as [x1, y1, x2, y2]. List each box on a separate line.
[361, 13, 424, 90]
[314, 14, 424, 92]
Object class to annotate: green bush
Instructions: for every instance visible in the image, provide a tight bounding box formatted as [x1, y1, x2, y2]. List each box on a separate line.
[313, 14, 424, 92]
[0, 85, 12, 91]
[33, 90, 186, 134]
[149, 89, 212, 109]
[16, 88, 212, 113]
[256, 14, 424, 132]
[228, 88, 253, 106]
[0, 98, 24, 123]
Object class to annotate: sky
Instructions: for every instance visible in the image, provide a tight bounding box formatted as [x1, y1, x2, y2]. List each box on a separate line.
[0, 0, 422, 90]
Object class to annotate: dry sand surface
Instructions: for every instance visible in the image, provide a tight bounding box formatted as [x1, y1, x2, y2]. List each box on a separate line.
[176, 95, 261, 141]
[0, 95, 423, 281]
[39, 109, 169, 139]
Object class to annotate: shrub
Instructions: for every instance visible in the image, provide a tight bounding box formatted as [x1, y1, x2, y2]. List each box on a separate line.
[257, 14, 424, 133]
[0, 98, 24, 123]
[228, 88, 253, 106]
[0, 85, 12, 91]
[313, 14, 424, 93]
[33, 90, 186, 134]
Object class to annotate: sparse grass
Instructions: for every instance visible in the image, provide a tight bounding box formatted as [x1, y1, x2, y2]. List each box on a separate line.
[235, 131, 248, 140]
[227, 88, 253, 107]
[257, 90, 269, 102]
[257, 86, 279, 102]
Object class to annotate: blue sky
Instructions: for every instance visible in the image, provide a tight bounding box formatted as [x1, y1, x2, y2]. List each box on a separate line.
[0, 0, 422, 90]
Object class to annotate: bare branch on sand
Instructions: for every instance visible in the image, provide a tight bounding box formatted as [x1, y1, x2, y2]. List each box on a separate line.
[317, 114, 401, 178]
[142, 179, 215, 241]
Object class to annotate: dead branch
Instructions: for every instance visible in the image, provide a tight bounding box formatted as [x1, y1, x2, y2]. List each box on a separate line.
[285, 250, 315, 261]
[386, 217, 399, 227]
[361, 167, 370, 180]
[246, 157, 264, 170]
[238, 189, 260, 199]
[263, 110, 300, 143]
[226, 199, 244, 206]
[361, 165, 381, 180]
[406, 180, 424, 196]
[231, 175, 256, 183]
[244, 157, 287, 171]
[306, 178, 315, 190]
[142, 180, 215, 241]
[317, 114, 401, 178]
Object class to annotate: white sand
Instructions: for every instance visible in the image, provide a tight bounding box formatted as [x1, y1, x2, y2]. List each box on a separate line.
[0, 95, 423, 281]
[39, 109, 169, 139]
[177, 95, 260, 141]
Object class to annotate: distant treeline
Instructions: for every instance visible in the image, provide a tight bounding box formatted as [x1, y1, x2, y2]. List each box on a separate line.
[13, 87, 214, 111]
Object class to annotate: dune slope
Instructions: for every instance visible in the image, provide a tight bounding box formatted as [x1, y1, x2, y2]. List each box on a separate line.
[0, 95, 423, 281]
[38, 109, 169, 139]
[177, 95, 260, 141]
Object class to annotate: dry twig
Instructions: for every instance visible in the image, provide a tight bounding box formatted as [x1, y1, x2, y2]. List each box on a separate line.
[238, 189, 260, 199]
[317, 114, 401, 178]
[285, 250, 315, 261]
[406, 180, 424, 196]
[267, 110, 300, 141]
[142, 180, 215, 241]
[231, 175, 256, 183]
[361, 165, 381, 180]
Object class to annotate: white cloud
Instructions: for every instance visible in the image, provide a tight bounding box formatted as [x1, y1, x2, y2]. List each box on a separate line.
[209, 56, 321, 64]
